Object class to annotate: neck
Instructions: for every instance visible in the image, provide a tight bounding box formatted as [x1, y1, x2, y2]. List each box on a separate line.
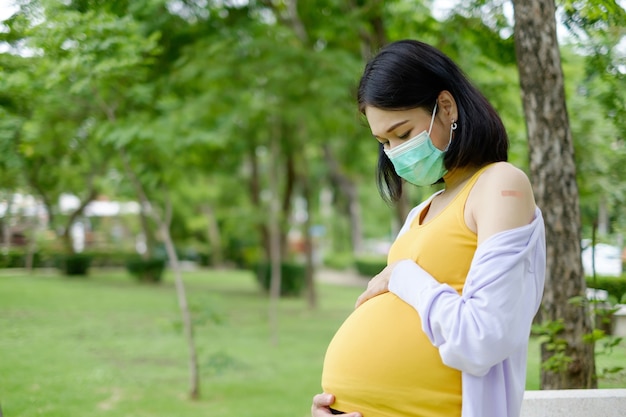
[443, 165, 479, 189]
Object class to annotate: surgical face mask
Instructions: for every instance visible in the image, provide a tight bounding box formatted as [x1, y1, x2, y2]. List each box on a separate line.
[384, 103, 449, 186]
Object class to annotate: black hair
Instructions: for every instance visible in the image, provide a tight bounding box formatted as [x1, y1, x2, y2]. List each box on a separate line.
[357, 39, 509, 203]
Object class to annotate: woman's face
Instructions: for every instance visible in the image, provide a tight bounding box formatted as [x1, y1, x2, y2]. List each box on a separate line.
[365, 106, 450, 150]
[364, 104, 451, 152]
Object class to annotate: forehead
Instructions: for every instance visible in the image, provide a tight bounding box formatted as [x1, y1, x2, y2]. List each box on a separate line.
[364, 106, 429, 135]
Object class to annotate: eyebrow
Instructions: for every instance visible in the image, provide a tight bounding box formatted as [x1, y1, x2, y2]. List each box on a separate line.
[374, 120, 410, 139]
[387, 120, 409, 132]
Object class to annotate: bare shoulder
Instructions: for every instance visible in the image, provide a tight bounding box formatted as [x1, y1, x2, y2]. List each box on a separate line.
[470, 162, 536, 244]
[479, 162, 533, 192]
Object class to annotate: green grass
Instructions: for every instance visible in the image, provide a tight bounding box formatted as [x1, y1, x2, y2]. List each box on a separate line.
[1, 268, 625, 417]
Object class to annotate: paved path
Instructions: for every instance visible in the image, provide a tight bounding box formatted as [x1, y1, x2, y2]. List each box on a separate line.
[315, 268, 368, 287]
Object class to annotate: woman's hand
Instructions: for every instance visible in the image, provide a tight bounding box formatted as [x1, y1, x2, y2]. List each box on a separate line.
[311, 393, 361, 417]
[354, 260, 403, 308]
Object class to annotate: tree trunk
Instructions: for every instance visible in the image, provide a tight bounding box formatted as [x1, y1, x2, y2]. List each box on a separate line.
[512, 0, 596, 389]
[160, 218, 200, 400]
[2, 193, 14, 259]
[281, 148, 296, 259]
[249, 147, 270, 260]
[323, 144, 364, 254]
[300, 160, 317, 310]
[203, 204, 223, 267]
[597, 196, 608, 237]
[25, 215, 38, 272]
[268, 134, 282, 346]
[138, 205, 155, 259]
[119, 148, 201, 398]
[60, 187, 98, 254]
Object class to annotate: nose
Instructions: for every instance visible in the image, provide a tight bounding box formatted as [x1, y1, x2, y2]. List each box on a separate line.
[387, 139, 404, 150]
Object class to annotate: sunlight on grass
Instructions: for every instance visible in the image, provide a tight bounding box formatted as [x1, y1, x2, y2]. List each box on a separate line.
[1, 268, 624, 417]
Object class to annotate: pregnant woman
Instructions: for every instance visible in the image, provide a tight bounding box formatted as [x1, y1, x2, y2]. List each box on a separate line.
[311, 40, 546, 417]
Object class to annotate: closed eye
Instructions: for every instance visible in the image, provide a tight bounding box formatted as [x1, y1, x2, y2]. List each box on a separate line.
[398, 130, 412, 139]
[374, 135, 389, 147]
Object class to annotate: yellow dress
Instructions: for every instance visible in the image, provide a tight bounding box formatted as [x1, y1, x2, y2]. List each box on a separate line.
[321, 166, 491, 417]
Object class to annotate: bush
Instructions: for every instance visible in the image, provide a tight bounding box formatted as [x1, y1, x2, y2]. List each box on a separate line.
[254, 262, 306, 296]
[83, 249, 135, 268]
[354, 256, 387, 277]
[0, 248, 135, 270]
[57, 253, 92, 276]
[586, 275, 626, 303]
[126, 257, 167, 283]
[0, 249, 47, 268]
[323, 252, 354, 271]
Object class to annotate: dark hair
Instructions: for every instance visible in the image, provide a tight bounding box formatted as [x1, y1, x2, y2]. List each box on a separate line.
[357, 39, 508, 202]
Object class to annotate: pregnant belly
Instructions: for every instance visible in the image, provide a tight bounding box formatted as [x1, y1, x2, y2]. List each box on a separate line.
[321, 292, 461, 417]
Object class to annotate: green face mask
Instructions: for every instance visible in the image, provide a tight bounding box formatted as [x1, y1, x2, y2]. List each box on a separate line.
[384, 103, 449, 186]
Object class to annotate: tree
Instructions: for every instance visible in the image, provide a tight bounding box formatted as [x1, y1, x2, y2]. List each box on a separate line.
[5, 0, 204, 397]
[0, 5, 110, 259]
[560, 1, 626, 238]
[512, 0, 595, 389]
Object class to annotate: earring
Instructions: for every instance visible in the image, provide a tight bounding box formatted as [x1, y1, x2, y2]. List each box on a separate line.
[449, 120, 457, 144]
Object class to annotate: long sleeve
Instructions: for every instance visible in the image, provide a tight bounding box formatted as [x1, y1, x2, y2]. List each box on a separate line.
[388, 208, 546, 377]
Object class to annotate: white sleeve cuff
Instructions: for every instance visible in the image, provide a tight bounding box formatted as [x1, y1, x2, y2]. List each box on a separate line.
[388, 259, 441, 310]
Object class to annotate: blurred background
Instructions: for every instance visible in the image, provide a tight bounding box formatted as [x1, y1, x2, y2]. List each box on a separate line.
[0, 0, 625, 416]
[0, 0, 625, 280]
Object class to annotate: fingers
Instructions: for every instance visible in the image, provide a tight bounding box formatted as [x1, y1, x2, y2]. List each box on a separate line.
[311, 393, 361, 417]
[311, 393, 334, 417]
[312, 393, 334, 407]
[354, 291, 371, 309]
[355, 260, 406, 309]
[354, 273, 388, 309]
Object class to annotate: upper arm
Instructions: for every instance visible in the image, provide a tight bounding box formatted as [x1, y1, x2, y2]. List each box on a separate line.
[471, 163, 536, 246]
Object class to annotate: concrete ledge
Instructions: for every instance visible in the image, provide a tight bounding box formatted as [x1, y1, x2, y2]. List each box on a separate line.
[520, 389, 626, 417]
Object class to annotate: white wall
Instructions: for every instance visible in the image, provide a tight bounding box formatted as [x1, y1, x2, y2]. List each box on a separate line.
[520, 389, 626, 417]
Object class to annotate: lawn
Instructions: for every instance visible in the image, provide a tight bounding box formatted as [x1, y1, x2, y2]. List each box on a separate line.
[1, 268, 624, 417]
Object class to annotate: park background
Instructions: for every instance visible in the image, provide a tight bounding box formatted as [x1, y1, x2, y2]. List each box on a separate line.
[1, 0, 625, 416]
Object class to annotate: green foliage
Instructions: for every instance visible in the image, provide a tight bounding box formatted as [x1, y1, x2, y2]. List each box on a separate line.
[83, 248, 136, 268]
[531, 319, 573, 373]
[557, 0, 626, 236]
[0, 248, 46, 268]
[323, 251, 355, 271]
[2, 0, 622, 282]
[253, 262, 307, 297]
[56, 253, 92, 276]
[596, 335, 625, 379]
[586, 276, 626, 303]
[1, 2, 625, 396]
[125, 256, 166, 283]
[534, 292, 626, 380]
[0, 248, 136, 269]
[354, 256, 387, 277]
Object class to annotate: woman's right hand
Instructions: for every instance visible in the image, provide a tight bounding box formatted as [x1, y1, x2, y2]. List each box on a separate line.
[311, 393, 361, 417]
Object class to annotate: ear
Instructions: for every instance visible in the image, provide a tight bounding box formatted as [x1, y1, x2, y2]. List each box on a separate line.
[437, 90, 458, 123]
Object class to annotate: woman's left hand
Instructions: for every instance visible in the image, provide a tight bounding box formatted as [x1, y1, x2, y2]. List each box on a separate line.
[355, 260, 403, 308]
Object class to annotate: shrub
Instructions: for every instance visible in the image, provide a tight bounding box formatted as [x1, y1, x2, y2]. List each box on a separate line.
[57, 253, 92, 276]
[83, 249, 134, 268]
[0, 248, 135, 270]
[354, 256, 387, 277]
[126, 257, 167, 283]
[254, 262, 306, 296]
[0, 249, 46, 268]
[323, 252, 354, 271]
[586, 275, 626, 303]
